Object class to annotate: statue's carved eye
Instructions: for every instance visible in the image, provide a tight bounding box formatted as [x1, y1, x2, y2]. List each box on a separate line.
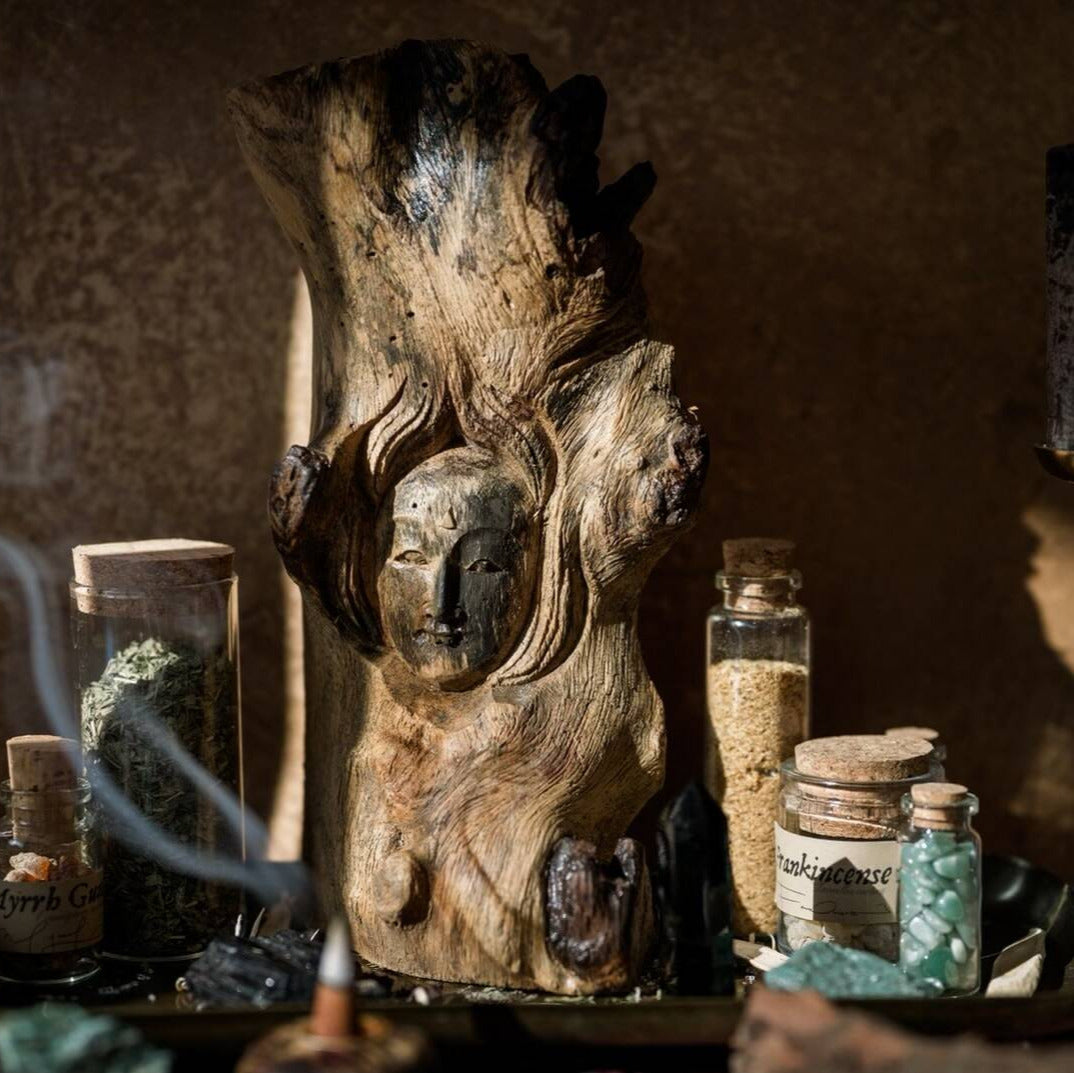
[466, 558, 502, 574]
[395, 550, 428, 565]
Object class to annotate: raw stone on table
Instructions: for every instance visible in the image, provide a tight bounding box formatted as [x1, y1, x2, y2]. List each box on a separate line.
[179, 929, 394, 1008]
[179, 930, 325, 1008]
[764, 939, 940, 998]
[0, 1005, 171, 1073]
[654, 781, 734, 995]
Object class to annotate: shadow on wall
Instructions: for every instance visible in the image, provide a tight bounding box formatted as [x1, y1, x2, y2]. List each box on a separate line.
[616, 4, 1074, 881]
[636, 211, 1074, 878]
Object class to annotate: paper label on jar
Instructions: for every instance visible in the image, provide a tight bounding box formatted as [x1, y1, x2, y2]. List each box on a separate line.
[775, 824, 899, 925]
[0, 872, 103, 954]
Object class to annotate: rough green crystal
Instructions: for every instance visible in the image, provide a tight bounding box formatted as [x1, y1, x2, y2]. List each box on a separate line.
[0, 1005, 171, 1073]
[765, 941, 938, 998]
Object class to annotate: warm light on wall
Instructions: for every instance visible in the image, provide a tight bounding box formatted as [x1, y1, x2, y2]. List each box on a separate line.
[268, 272, 313, 860]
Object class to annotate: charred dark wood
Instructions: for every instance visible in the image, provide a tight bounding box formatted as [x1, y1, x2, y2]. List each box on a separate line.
[544, 836, 653, 992]
[654, 781, 734, 995]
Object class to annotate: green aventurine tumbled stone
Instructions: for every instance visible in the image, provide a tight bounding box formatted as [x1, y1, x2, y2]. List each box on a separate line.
[920, 945, 953, 982]
[765, 941, 938, 998]
[901, 932, 926, 967]
[954, 876, 976, 901]
[934, 889, 965, 923]
[908, 914, 939, 947]
[955, 916, 977, 944]
[921, 907, 953, 934]
[933, 848, 972, 880]
[915, 864, 945, 890]
[917, 830, 956, 859]
[901, 883, 928, 919]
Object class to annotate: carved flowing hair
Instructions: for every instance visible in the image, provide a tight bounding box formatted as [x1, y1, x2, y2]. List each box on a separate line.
[353, 369, 582, 685]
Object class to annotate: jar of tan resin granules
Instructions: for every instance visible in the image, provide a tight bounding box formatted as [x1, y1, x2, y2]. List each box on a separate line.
[776, 735, 943, 961]
[705, 537, 810, 935]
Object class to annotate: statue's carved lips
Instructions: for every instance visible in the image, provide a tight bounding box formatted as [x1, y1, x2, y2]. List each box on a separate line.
[414, 624, 465, 647]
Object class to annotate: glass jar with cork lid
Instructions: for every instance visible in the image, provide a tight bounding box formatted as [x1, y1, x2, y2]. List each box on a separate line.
[705, 537, 810, 936]
[898, 782, 981, 995]
[776, 734, 942, 960]
[0, 735, 102, 985]
[70, 539, 243, 961]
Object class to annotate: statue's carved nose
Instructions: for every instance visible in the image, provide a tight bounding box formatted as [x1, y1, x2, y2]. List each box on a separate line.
[426, 606, 466, 645]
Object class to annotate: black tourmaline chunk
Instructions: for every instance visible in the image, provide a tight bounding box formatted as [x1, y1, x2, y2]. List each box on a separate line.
[179, 929, 327, 1008]
[654, 781, 734, 995]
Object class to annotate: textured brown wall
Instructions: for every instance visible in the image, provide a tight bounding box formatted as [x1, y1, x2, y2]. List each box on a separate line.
[2, 1, 1073, 875]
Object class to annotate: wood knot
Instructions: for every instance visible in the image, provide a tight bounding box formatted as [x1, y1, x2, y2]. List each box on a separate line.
[269, 444, 328, 554]
[372, 851, 429, 927]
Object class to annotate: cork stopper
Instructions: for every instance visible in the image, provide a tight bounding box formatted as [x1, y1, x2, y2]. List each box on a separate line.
[795, 734, 934, 784]
[6, 735, 81, 844]
[722, 538, 795, 578]
[6, 735, 79, 792]
[72, 539, 234, 615]
[73, 539, 234, 590]
[911, 782, 967, 807]
[885, 725, 940, 744]
[910, 782, 971, 830]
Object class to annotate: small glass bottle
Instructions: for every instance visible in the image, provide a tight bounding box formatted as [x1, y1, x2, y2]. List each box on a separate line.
[898, 782, 981, 995]
[71, 539, 244, 961]
[0, 736, 102, 985]
[706, 537, 810, 935]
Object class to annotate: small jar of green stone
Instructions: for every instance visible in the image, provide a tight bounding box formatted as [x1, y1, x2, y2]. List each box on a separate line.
[898, 782, 981, 995]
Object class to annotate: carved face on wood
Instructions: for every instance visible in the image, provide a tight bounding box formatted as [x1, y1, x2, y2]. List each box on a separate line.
[375, 448, 537, 690]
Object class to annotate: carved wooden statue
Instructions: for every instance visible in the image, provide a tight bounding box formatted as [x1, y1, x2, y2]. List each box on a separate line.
[228, 40, 707, 993]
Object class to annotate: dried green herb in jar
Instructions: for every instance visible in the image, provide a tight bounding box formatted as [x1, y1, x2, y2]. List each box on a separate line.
[81, 637, 240, 960]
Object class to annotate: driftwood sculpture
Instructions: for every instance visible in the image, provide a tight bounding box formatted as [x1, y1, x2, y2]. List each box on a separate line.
[228, 40, 707, 993]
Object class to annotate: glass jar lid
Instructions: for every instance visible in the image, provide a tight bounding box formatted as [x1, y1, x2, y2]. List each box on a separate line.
[794, 734, 933, 784]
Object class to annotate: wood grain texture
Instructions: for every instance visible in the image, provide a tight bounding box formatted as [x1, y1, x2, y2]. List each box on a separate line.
[228, 39, 707, 993]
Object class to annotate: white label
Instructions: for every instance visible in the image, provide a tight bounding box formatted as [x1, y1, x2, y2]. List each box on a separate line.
[0, 873, 103, 954]
[775, 824, 899, 925]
